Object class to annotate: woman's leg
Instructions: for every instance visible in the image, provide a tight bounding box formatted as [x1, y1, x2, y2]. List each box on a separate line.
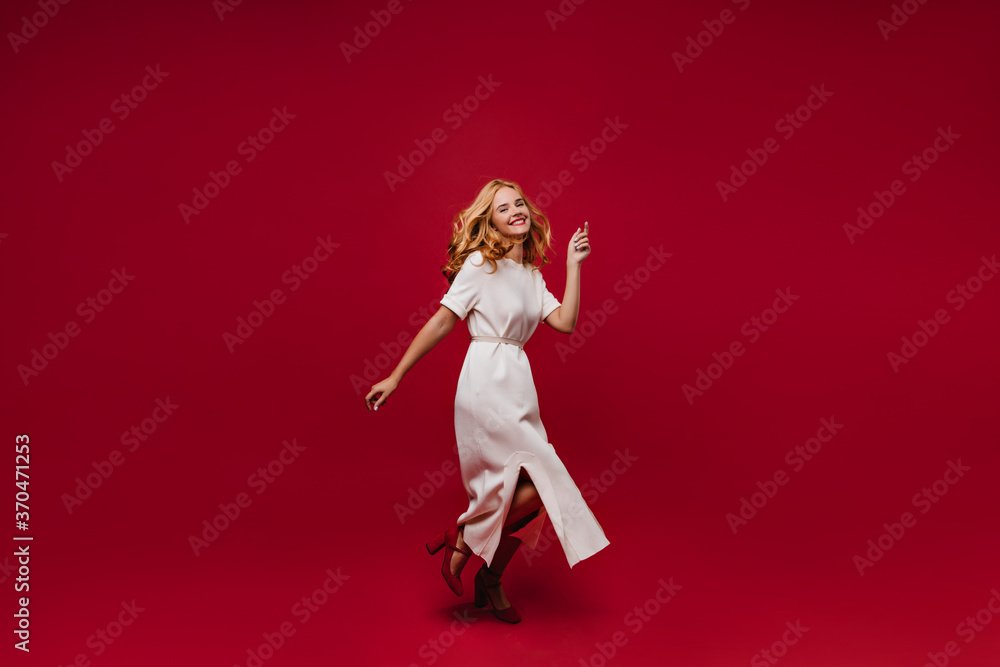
[491, 534, 522, 574]
[451, 470, 543, 577]
[479, 471, 544, 610]
[504, 469, 543, 529]
[448, 525, 471, 578]
[478, 533, 521, 610]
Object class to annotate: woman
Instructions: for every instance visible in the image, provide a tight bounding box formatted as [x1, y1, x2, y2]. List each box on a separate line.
[364, 179, 609, 623]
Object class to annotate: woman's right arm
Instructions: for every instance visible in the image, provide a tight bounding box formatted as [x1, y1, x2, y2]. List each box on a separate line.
[364, 305, 460, 412]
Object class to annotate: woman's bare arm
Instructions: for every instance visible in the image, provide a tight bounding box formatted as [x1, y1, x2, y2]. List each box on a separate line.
[544, 221, 590, 334]
[391, 305, 458, 382]
[543, 263, 581, 334]
[364, 305, 459, 411]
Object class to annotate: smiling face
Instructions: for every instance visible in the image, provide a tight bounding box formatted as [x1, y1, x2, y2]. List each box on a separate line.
[490, 186, 531, 237]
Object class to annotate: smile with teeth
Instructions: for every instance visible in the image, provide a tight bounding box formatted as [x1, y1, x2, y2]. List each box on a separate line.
[510, 217, 526, 226]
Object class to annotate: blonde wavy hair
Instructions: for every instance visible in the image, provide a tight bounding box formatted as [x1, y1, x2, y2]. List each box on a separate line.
[442, 179, 553, 284]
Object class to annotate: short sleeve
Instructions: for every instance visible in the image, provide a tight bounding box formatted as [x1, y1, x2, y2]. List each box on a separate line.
[440, 252, 486, 320]
[539, 272, 561, 322]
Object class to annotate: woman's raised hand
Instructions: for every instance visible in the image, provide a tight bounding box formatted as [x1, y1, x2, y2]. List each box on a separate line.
[365, 376, 398, 412]
[569, 221, 591, 264]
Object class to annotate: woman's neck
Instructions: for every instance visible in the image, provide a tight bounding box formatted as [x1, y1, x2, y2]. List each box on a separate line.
[504, 242, 524, 263]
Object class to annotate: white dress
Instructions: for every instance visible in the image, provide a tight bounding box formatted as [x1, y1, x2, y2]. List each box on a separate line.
[439, 249, 610, 568]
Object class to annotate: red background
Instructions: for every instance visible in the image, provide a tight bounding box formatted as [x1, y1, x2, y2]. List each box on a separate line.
[2, 0, 999, 665]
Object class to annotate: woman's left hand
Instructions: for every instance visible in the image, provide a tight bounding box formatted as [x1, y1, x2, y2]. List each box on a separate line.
[569, 221, 591, 265]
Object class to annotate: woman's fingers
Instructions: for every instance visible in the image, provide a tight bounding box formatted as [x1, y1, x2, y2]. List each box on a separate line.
[365, 387, 390, 411]
[573, 222, 591, 257]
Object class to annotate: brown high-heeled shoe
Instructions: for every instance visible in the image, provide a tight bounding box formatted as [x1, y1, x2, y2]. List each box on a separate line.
[426, 525, 472, 596]
[473, 564, 522, 624]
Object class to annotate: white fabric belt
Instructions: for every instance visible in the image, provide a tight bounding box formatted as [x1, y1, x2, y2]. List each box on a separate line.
[469, 335, 524, 349]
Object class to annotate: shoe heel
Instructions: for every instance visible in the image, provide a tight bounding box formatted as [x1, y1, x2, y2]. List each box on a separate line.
[428, 525, 471, 597]
[426, 533, 446, 555]
[473, 570, 487, 607]
[473, 566, 521, 623]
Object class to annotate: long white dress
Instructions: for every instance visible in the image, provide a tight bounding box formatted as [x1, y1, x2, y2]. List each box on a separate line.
[439, 249, 610, 568]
